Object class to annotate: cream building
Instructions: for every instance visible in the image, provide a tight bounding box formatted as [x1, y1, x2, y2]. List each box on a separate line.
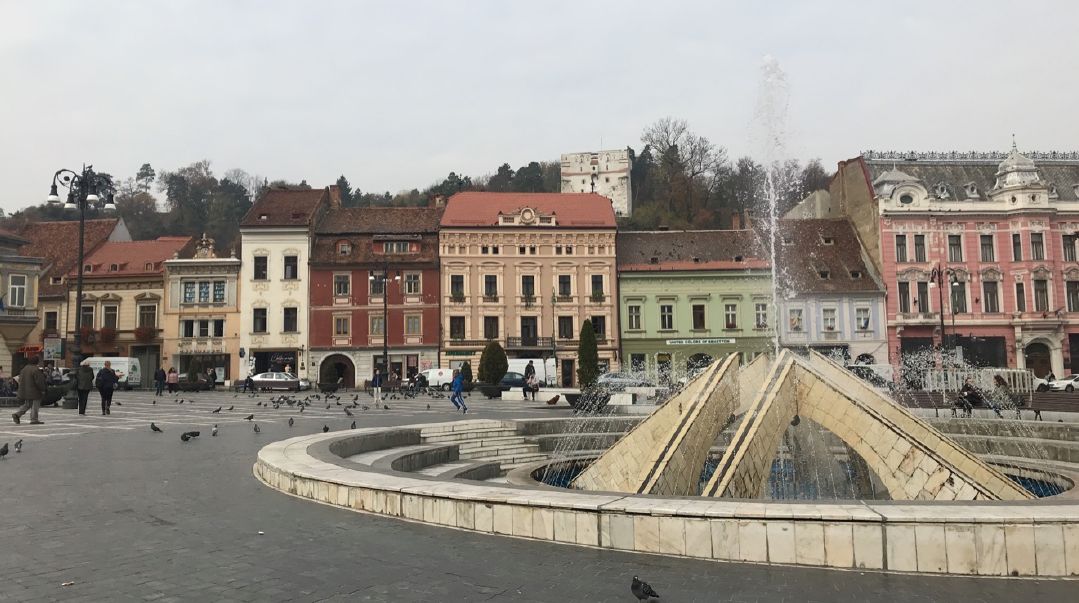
[560, 149, 633, 217]
[162, 234, 242, 384]
[238, 187, 329, 379]
[439, 192, 619, 386]
[0, 229, 43, 373]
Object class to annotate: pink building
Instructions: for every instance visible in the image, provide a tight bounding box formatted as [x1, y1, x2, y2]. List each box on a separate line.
[829, 146, 1079, 378]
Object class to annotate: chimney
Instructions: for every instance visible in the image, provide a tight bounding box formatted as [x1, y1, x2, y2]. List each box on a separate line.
[430, 194, 447, 208]
[327, 185, 342, 209]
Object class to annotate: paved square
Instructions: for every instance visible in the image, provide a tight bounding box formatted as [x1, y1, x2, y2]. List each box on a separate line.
[0, 389, 1073, 601]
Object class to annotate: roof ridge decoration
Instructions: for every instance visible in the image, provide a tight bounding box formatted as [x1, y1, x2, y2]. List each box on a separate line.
[862, 150, 1079, 162]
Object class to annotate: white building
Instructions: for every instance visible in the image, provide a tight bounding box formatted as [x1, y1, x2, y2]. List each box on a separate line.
[238, 187, 329, 380]
[560, 149, 633, 217]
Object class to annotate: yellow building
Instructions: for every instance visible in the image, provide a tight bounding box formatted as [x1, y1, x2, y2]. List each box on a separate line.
[162, 234, 243, 384]
[0, 229, 43, 373]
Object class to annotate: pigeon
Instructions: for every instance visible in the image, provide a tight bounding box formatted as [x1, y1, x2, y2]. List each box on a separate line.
[322, 425, 329, 433]
[211, 424, 218, 437]
[326, 403, 330, 410]
[13, 439, 22, 453]
[383, 404, 390, 410]
[257, 401, 262, 407]
[227, 405, 234, 411]
[0, 443, 7, 459]
[426, 404, 431, 410]
[362, 405, 370, 412]
[344, 408, 353, 417]
[253, 424, 261, 433]
[299, 405, 305, 413]
[244, 414, 254, 421]
[150, 422, 163, 433]
[180, 431, 200, 442]
[631, 576, 659, 601]
[288, 417, 294, 427]
[152, 399, 156, 404]
[350, 421, 356, 429]
[114, 401, 122, 406]
[212, 406, 222, 414]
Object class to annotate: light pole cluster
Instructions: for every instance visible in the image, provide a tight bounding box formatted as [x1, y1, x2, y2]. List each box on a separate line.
[46, 165, 117, 371]
[930, 263, 960, 358]
[368, 262, 400, 376]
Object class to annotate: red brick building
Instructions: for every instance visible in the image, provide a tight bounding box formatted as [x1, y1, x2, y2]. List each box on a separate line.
[309, 206, 443, 387]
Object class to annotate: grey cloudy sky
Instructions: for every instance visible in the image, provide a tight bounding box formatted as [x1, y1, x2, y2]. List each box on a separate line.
[3, 0, 1078, 214]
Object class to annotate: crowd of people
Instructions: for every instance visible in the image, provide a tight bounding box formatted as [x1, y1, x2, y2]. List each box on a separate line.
[9, 356, 122, 424]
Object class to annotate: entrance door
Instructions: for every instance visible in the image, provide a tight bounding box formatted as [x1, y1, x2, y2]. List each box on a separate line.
[520, 317, 538, 347]
[1025, 343, 1052, 378]
[561, 359, 574, 387]
[130, 345, 159, 388]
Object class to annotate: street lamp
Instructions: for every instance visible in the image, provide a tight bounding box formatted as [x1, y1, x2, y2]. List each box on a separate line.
[368, 264, 400, 377]
[46, 165, 116, 374]
[930, 263, 960, 358]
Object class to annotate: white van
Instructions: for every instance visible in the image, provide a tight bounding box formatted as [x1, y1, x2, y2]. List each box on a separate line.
[420, 368, 456, 390]
[82, 357, 142, 390]
[507, 358, 556, 386]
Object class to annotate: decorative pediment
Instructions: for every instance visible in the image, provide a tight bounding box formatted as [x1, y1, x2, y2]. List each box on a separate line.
[99, 293, 122, 302]
[980, 267, 1003, 282]
[1031, 265, 1053, 280]
[1064, 267, 1079, 281]
[497, 206, 557, 227]
[134, 292, 161, 301]
[950, 268, 971, 282]
[897, 268, 929, 282]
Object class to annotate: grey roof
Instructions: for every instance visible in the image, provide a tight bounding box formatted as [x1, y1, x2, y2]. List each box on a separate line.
[862, 155, 1079, 202]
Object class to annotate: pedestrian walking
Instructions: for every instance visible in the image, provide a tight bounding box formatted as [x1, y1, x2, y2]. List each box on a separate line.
[166, 367, 179, 394]
[525, 373, 538, 401]
[154, 367, 166, 397]
[372, 369, 384, 404]
[12, 356, 47, 425]
[76, 359, 95, 415]
[450, 369, 468, 413]
[206, 367, 216, 390]
[96, 361, 119, 415]
[243, 373, 254, 393]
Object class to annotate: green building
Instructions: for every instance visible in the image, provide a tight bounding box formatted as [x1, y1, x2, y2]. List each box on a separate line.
[616, 230, 773, 382]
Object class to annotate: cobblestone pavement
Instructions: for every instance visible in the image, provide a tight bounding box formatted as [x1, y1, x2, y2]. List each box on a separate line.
[0, 389, 1074, 602]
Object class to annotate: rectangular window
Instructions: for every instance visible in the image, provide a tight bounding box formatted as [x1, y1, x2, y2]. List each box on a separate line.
[253, 256, 268, 280]
[138, 304, 156, 328]
[691, 304, 706, 330]
[822, 308, 837, 331]
[1031, 233, 1045, 261]
[983, 281, 1000, 313]
[483, 316, 499, 339]
[253, 308, 267, 333]
[370, 315, 384, 336]
[183, 282, 196, 303]
[724, 303, 738, 329]
[213, 319, 224, 337]
[788, 308, 804, 332]
[334, 274, 350, 296]
[948, 234, 963, 262]
[450, 274, 464, 297]
[283, 307, 298, 332]
[182, 319, 195, 338]
[917, 282, 930, 312]
[1012, 234, 1022, 261]
[403, 273, 421, 295]
[1065, 235, 1077, 262]
[45, 311, 58, 331]
[1016, 282, 1026, 312]
[630, 354, 646, 372]
[898, 282, 911, 313]
[590, 316, 606, 338]
[660, 304, 674, 330]
[980, 234, 995, 262]
[405, 315, 421, 335]
[198, 281, 210, 303]
[334, 317, 349, 336]
[627, 305, 641, 330]
[370, 272, 385, 296]
[283, 255, 298, 279]
[557, 275, 571, 297]
[198, 319, 210, 338]
[213, 281, 225, 303]
[483, 275, 498, 298]
[521, 275, 535, 298]
[1034, 279, 1049, 312]
[856, 308, 870, 330]
[558, 316, 574, 339]
[590, 274, 603, 297]
[1069, 282, 1079, 312]
[8, 274, 26, 307]
[755, 303, 768, 328]
[102, 305, 118, 329]
[384, 241, 411, 254]
[449, 316, 465, 339]
[951, 282, 967, 313]
[914, 234, 926, 262]
[895, 234, 907, 263]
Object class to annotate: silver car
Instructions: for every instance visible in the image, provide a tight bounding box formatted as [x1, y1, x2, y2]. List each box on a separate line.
[250, 372, 302, 391]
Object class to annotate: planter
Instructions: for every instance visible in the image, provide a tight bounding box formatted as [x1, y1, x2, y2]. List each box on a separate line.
[478, 384, 504, 400]
[98, 327, 117, 345]
[134, 326, 158, 342]
[566, 387, 610, 412]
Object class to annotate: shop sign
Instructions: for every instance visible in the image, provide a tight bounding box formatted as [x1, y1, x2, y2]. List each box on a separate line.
[664, 338, 735, 345]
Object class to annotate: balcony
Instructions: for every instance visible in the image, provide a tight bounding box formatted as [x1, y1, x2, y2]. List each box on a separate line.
[446, 338, 498, 347]
[588, 293, 606, 303]
[506, 336, 553, 350]
[482, 294, 499, 303]
[449, 293, 466, 303]
[555, 294, 573, 303]
[521, 295, 536, 308]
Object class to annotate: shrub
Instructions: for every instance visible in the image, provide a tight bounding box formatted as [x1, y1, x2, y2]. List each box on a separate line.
[478, 342, 508, 384]
[98, 327, 117, 344]
[576, 319, 599, 387]
[460, 361, 473, 384]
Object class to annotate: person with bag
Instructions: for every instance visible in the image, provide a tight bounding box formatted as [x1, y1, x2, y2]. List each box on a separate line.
[524, 373, 538, 401]
[12, 356, 47, 425]
[166, 367, 179, 393]
[153, 367, 167, 397]
[371, 368, 384, 404]
[75, 359, 96, 415]
[95, 361, 119, 416]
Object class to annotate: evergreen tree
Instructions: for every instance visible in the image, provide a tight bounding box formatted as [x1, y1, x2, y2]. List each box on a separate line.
[335, 175, 355, 206]
[460, 361, 473, 384]
[577, 320, 599, 387]
[478, 342, 508, 384]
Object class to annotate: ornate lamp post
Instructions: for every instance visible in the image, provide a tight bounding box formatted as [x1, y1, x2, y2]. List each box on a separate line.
[368, 262, 399, 377]
[46, 166, 116, 375]
[930, 264, 959, 358]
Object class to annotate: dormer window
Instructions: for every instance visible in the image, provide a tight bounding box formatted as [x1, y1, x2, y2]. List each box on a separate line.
[109, 263, 119, 272]
[144, 262, 154, 271]
[50, 276, 63, 285]
[934, 182, 950, 199]
[1048, 184, 1059, 198]
[1073, 184, 1079, 198]
[501, 216, 514, 224]
[649, 257, 659, 264]
[818, 270, 830, 279]
[965, 183, 979, 198]
[822, 237, 834, 245]
[734, 255, 744, 262]
[850, 270, 862, 279]
[83, 264, 93, 273]
[258, 214, 269, 221]
[337, 241, 352, 255]
[899, 193, 914, 204]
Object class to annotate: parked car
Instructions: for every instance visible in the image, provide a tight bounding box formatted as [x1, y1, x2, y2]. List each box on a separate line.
[478, 372, 527, 399]
[285, 373, 312, 391]
[596, 372, 653, 391]
[1032, 375, 1052, 392]
[251, 371, 302, 391]
[1048, 374, 1079, 392]
[177, 374, 213, 392]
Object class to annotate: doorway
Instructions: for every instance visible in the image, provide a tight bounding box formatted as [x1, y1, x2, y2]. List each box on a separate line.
[560, 359, 574, 387]
[520, 317, 538, 347]
[320, 354, 355, 388]
[1024, 342, 1052, 378]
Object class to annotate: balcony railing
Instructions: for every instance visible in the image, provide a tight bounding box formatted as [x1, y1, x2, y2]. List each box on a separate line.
[589, 293, 606, 302]
[506, 336, 554, 349]
[555, 294, 573, 303]
[482, 294, 499, 303]
[446, 338, 494, 347]
[450, 293, 466, 303]
[521, 295, 536, 307]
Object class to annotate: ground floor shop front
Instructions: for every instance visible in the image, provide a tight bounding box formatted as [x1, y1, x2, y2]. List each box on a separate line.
[310, 347, 439, 389]
[620, 336, 771, 384]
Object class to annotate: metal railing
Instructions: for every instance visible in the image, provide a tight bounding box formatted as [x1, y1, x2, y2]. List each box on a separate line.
[926, 368, 1035, 394]
[506, 336, 553, 349]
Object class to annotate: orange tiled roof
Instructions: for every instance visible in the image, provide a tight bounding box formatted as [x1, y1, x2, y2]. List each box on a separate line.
[440, 192, 617, 228]
[18, 219, 120, 296]
[73, 236, 194, 277]
[241, 188, 327, 227]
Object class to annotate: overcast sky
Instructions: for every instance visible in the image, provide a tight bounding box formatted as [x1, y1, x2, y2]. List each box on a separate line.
[3, 0, 1078, 213]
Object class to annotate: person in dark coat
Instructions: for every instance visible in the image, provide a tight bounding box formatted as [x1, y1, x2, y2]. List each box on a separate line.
[95, 361, 119, 416]
[76, 360, 96, 415]
[12, 356, 47, 425]
[153, 367, 167, 397]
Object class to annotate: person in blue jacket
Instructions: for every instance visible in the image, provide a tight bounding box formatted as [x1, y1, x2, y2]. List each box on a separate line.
[450, 369, 468, 414]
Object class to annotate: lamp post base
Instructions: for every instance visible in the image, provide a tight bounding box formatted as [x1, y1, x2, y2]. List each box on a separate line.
[62, 388, 79, 410]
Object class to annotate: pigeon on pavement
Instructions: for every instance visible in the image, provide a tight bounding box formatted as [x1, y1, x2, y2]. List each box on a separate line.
[150, 423, 163, 433]
[344, 408, 353, 416]
[227, 405, 234, 411]
[253, 424, 261, 433]
[350, 421, 356, 429]
[212, 406, 222, 414]
[180, 431, 201, 442]
[13, 439, 22, 453]
[0, 442, 7, 459]
[244, 414, 254, 421]
[631, 576, 659, 601]
[211, 424, 218, 437]
[322, 425, 329, 433]
[288, 417, 294, 427]
[383, 404, 390, 410]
